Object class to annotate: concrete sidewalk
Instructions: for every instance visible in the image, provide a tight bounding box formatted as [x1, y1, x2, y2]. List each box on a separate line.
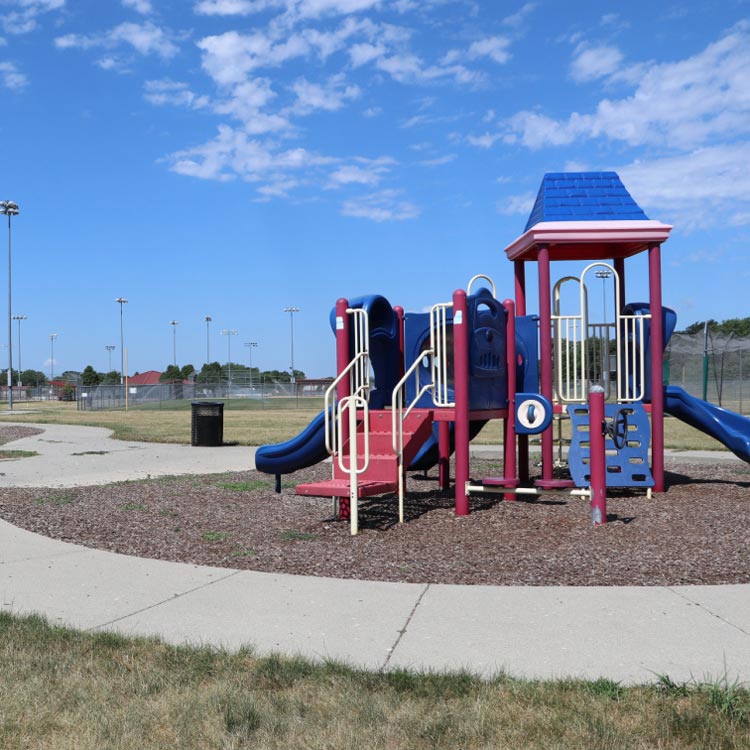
[0, 422, 254, 487]
[1, 422, 749, 685]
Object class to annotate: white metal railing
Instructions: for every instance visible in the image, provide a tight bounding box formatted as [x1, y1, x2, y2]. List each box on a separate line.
[553, 275, 588, 403]
[324, 307, 370, 457]
[618, 313, 650, 402]
[391, 300, 453, 522]
[467, 274, 496, 298]
[552, 262, 650, 404]
[337, 394, 370, 535]
[430, 301, 454, 407]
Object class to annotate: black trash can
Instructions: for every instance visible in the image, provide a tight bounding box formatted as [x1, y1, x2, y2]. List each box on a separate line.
[191, 401, 224, 447]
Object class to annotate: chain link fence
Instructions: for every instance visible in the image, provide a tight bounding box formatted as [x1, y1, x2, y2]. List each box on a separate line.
[667, 331, 750, 413]
[76, 378, 333, 411]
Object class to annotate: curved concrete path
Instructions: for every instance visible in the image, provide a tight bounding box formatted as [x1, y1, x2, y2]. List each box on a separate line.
[1, 422, 749, 685]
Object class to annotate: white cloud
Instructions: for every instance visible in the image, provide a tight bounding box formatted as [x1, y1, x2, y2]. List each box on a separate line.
[496, 192, 534, 216]
[166, 124, 336, 183]
[326, 156, 394, 187]
[56, 22, 179, 60]
[418, 153, 456, 166]
[341, 188, 419, 221]
[569, 44, 623, 83]
[288, 74, 360, 114]
[122, 0, 153, 13]
[193, 0, 270, 14]
[0, 60, 28, 89]
[1, 0, 64, 34]
[503, 2, 537, 28]
[617, 143, 750, 230]
[144, 79, 210, 109]
[504, 22, 750, 151]
[467, 132, 501, 148]
[468, 35, 511, 65]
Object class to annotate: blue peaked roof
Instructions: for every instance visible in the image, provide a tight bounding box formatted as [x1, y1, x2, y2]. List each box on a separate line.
[524, 172, 649, 232]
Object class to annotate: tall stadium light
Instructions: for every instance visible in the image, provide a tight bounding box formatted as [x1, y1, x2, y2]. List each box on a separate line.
[170, 320, 179, 366]
[1, 201, 19, 409]
[283, 306, 300, 383]
[105, 345, 115, 373]
[115, 297, 128, 384]
[244, 341, 257, 385]
[220, 329, 238, 387]
[12, 314, 27, 387]
[204, 315, 212, 363]
[49, 333, 58, 383]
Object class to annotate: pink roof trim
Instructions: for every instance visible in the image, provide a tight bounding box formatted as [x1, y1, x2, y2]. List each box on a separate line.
[504, 220, 673, 260]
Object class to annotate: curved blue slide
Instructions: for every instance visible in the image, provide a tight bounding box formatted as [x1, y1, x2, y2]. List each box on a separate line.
[255, 410, 331, 474]
[664, 385, 750, 462]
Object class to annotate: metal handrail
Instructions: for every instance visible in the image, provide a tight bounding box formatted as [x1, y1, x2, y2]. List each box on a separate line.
[324, 351, 370, 456]
[467, 274, 496, 298]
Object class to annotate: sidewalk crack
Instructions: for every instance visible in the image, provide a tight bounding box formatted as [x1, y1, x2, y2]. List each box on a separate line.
[87, 570, 242, 632]
[382, 583, 430, 670]
[666, 587, 750, 637]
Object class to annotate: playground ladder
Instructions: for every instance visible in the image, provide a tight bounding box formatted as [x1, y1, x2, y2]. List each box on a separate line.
[296, 408, 434, 534]
[391, 299, 454, 518]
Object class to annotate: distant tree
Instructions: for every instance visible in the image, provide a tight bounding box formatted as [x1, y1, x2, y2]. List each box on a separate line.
[81, 365, 103, 386]
[680, 319, 719, 335]
[20, 369, 47, 386]
[160, 365, 182, 382]
[101, 370, 121, 385]
[59, 370, 81, 382]
[180, 364, 196, 380]
[0, 369, 21, 387]
[196, 362, 223, 383]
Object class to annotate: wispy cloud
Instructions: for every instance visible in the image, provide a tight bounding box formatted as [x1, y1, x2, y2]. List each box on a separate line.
[56, 22, 180, 60]
[1, 0, 64, 34]
[0, 60, 28, 89]
[504, 21, 750, 151]
[122, 0, 153, 14]
[341, 188, 419, 221]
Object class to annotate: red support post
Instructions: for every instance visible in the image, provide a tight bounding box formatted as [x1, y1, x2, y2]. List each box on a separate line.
[649, 244, 665, 492]
[452, 289, 470, 516]
[503, 299, 518, 500]
[537, 245, 554, 482]
[438, 421, 450, 490]
[588, 385, 607, 525]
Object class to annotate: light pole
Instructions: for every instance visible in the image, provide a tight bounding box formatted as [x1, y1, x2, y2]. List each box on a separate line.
[1, 200, 19, 409]
[204, 315, 212, 363]
[12, 314, 26, 386]
[244, 341, 257, 384]
[49, 333, 58, 383]
[170, 320, 179, 366]
[283, 306, 300, 383]
[115, 297, 128, 384]
[105, 345, 115, 373]
[220, 329, 238, 388]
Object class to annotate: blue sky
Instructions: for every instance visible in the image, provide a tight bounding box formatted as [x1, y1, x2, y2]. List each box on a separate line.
[1, 0, 749, 379]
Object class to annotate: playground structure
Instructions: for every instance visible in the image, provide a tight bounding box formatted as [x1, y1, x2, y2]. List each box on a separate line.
[257, 172, 750, 534]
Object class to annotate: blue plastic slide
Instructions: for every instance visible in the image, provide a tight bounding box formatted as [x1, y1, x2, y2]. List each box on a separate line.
[664, 385, 750, 462]
[255, 410, 331, 474]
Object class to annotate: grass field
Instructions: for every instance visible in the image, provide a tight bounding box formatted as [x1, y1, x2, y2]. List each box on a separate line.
[0, 398, 734, 451]
[1, 611, 748, 750]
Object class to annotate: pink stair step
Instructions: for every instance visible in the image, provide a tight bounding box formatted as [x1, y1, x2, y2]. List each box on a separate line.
[296, 479, 398, 498]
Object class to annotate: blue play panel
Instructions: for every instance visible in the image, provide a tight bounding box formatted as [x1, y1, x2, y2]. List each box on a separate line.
[568, 402, 654, 489]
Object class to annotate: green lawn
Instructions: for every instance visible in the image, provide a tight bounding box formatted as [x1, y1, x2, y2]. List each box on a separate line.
[1, 611, 748, 750]
[0, 399, 733, 452]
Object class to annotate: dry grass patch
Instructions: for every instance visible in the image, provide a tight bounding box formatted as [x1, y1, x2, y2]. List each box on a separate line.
[1, 612, 749, 750]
